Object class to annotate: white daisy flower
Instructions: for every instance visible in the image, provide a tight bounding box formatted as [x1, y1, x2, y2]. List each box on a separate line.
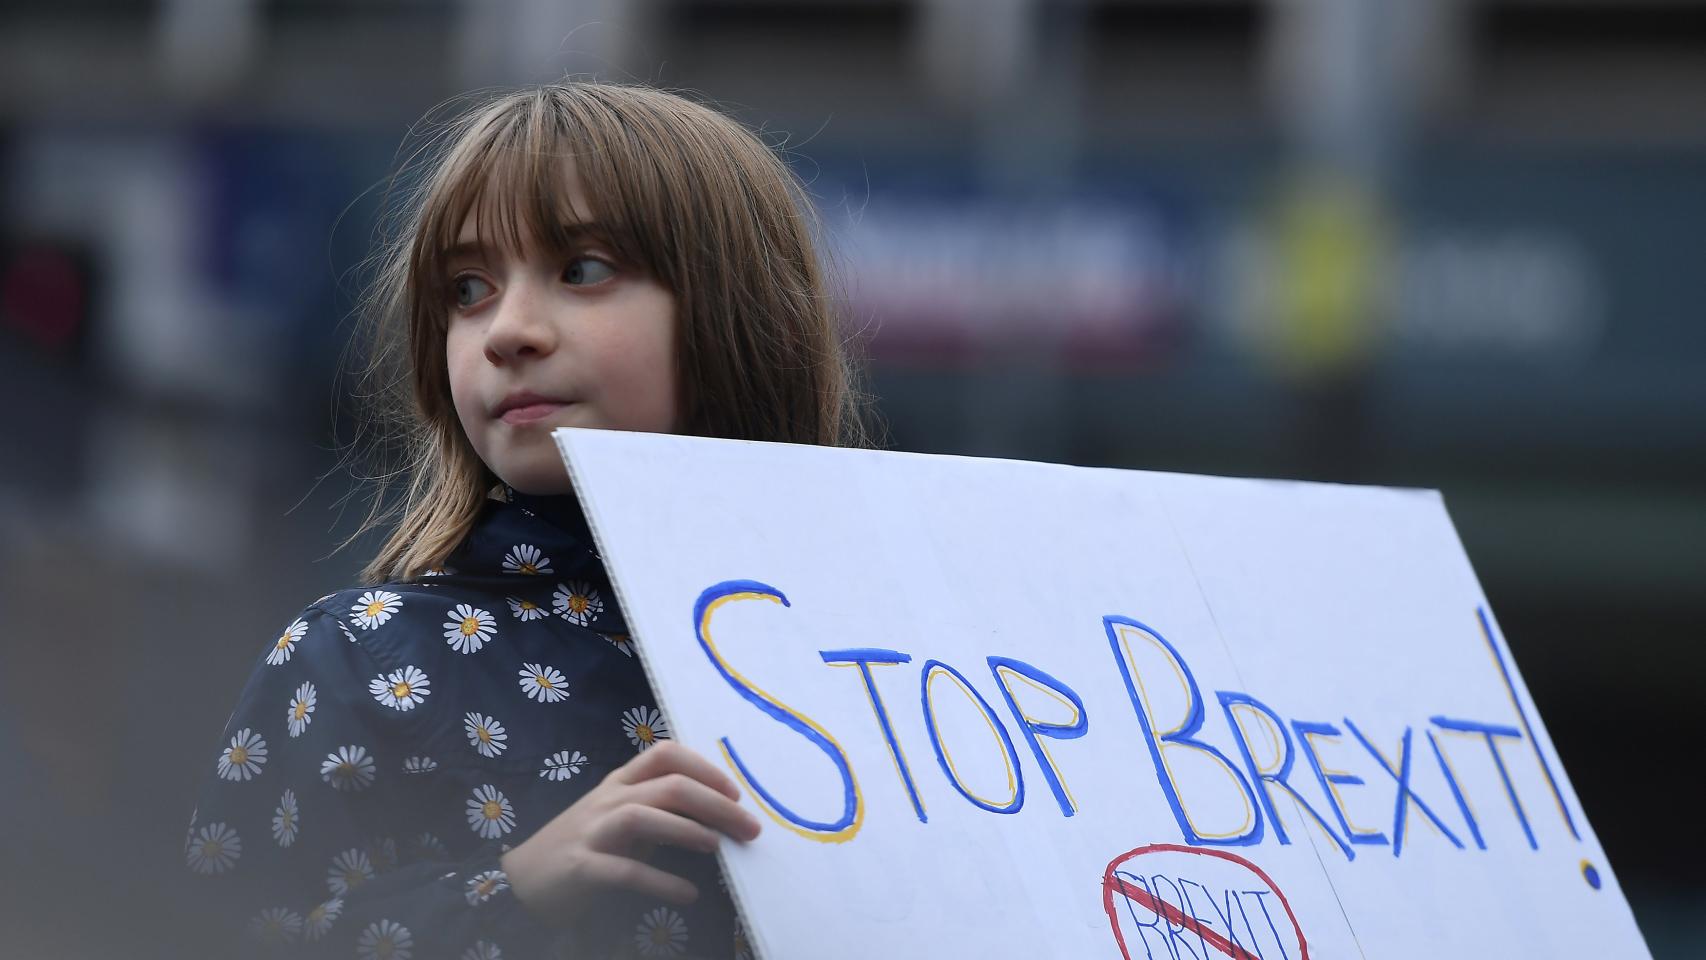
[285, 681, 317, 738]
[402, 756, 438, 775]
[518, 662, 569, 703]
[272, 789, 300, 847]
[322, 745, 377, 792]
[539, 750, 587, 781]
[733, 918, 754, 960]
[621, 706, 671, 752]
[634, 906, 689, 957]
[304, 897, 343, 941]
[464, 712, 508, 758]
[370, 665, 431, 711]
[411, 832, 448, 859]
[357, 919, 413, 960]
[327, 848, 375, 896]
[464, 869, 510, 905]
[552, 581, 604, 626]
[218, 728, 268, 781]
[462, 942, 503, 960]
[605, 633, 635, 657]
[422, 565, 453, 577]
[267, 618, 309, 666]
[186, 822, 241, 875]
[351, 590, 402, 630]
[466, 785, 515, 839]
[507, 596, 546, 622]
[338, 619, 360, 643]
[248, 907, 304, 945]
[502, 544, 552, 575]
[443, 604, 496, 654]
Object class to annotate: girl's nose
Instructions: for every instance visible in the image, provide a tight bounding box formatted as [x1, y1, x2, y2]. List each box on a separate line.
[482, 282, 558, 365]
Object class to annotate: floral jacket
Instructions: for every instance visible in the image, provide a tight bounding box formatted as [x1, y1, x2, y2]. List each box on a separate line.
[184, 489, 745, 959]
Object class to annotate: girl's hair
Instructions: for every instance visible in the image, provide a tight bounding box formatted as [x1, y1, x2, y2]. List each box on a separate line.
[348, 81, 872, 583]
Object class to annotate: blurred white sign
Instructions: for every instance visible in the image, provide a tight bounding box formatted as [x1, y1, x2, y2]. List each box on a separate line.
[557, 429, 1648, 959]
[837, 199, 1181, 356]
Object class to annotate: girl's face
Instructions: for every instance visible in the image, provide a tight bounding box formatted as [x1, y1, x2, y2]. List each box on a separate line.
[443, 180, 678, 495]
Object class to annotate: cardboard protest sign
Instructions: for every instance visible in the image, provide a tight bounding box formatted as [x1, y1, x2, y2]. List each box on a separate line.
[555, 429, 1649, 959]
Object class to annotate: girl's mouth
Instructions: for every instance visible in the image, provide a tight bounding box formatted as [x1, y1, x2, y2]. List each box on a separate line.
[499, 402, 568, 425]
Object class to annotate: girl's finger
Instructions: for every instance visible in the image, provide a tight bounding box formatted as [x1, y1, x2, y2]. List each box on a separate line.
[590, 803, 722, 857]
[615, 740, 743, 801]
[632, 772, 762, 842]
[578, 850, 700, 905]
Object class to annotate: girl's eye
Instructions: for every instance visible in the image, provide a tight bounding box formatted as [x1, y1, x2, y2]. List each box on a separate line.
[564, 257, 616, 286]
[452, 275, 493, 308]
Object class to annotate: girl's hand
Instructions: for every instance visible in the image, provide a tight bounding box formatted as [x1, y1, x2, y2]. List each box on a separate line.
[499, 741, 762, 928]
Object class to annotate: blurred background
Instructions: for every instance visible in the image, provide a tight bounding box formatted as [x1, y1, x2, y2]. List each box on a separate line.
[1, 0, 1700, 955]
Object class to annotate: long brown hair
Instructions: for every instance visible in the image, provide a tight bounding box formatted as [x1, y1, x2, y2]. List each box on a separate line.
[346, 82, 872, 583]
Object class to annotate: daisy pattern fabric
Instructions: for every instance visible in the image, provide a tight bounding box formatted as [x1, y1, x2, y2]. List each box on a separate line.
[185, 490, 741, 959]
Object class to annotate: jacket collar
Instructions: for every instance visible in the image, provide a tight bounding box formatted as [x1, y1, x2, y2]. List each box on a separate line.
[436, 484, 627, 635]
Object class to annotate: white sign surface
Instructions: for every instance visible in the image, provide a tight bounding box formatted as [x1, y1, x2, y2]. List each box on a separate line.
[555, 429, 1648, 959]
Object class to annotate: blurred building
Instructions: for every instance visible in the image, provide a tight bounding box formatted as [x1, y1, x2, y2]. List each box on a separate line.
[1, 1, 1701, 956]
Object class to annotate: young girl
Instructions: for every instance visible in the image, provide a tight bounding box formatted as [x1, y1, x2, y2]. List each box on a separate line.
[184, 81, 868, 959]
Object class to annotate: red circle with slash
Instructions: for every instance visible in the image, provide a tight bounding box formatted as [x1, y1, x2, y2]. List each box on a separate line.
[1102, 843, 1309, 960]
